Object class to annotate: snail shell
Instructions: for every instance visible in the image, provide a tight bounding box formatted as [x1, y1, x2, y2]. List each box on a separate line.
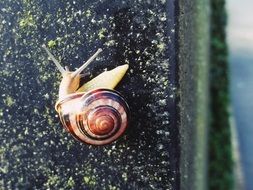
[55, 88, 130, 145]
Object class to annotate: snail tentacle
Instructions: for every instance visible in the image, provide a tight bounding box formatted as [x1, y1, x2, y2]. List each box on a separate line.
[71, 48, 102, 78]
[42, 44, 66, 74]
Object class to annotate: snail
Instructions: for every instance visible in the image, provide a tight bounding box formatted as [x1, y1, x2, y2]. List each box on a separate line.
[42, 45, 130, 145]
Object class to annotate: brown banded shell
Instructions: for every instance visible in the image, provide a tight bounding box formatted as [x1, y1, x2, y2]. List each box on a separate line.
[55, 88, 129, 145]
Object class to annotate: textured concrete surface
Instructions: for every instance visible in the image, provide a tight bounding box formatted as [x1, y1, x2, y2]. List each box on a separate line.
[0, 0, 180, 189]
[227, 0, 253, 189]
[178, 0, 210, 190]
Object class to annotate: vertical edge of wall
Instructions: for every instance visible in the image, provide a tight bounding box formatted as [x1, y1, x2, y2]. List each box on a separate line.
[178, 0, 210, 189]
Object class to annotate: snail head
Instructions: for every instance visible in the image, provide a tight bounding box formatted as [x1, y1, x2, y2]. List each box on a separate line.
[42, 44, 102, 99]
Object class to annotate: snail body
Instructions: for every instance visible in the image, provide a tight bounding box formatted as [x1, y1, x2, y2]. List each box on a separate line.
[42, 45, 129, 145]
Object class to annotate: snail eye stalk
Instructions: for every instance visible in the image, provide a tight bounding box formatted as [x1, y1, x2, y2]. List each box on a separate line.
[71, 48, 102, 78]
[42, 44, 65, 74]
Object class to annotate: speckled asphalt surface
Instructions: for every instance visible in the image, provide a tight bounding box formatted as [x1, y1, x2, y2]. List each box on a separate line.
[227, 0, 253, 189]
[0, 0, 179, 189]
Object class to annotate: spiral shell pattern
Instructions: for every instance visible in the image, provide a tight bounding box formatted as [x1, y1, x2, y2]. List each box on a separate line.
[56, 89, 129, 145]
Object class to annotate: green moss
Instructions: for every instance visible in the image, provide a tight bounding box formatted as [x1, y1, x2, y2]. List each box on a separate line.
[4, 96, 15, 107]
[85, 10, 92, 17]
[209, 0, 234, 189]
[45, 174, 60, 187]
[83, 176, 89, 184]
[83, 175, 96, 186]
[0, 148, 4, 155]
[98, 28, 107, 39]
[156, 42, 166, 52]
[105, 40, 116, 47]
[0, 109, 3, 118]
[23, 0, 32, 4]
[108, 185, 119, 190]
[66, 177, 75, 188]
[19, 12, 35, 28]
[48, 40, 57, 48]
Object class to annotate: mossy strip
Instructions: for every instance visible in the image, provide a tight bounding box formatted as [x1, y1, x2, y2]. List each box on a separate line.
[209, 0, 234, 189]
